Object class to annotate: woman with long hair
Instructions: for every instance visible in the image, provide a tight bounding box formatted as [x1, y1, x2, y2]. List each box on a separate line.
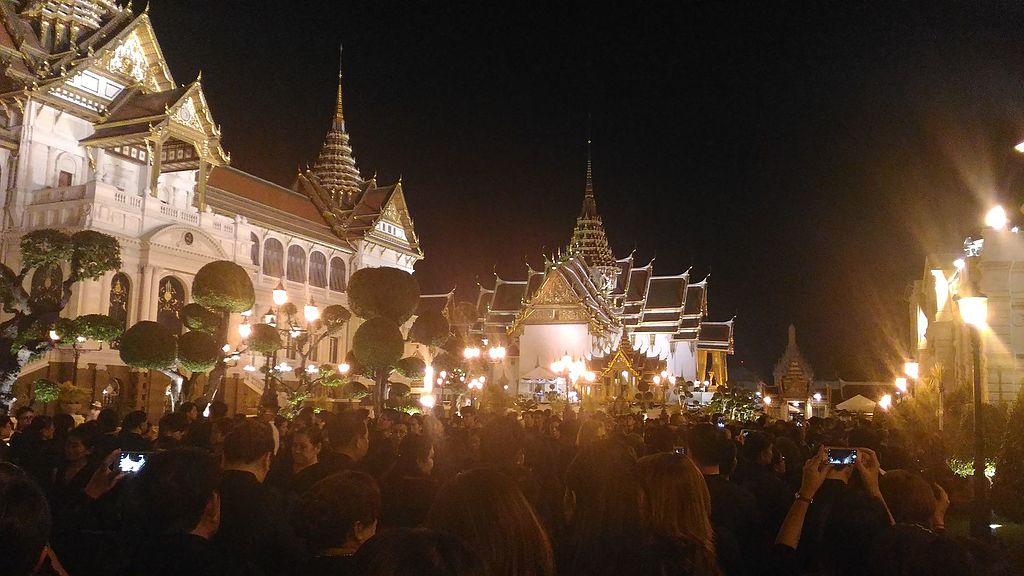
[426, 468, 555, 576]
[638, 452, 721, 575]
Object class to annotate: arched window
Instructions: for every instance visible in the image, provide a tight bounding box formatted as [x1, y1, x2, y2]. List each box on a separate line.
[156, 276, 186, 334]
[263, 238, 284, 277]
[287, 245, 307, 283]
[250, 232, 260, 266]
[30, 263, 63, 311]
[309, 252, 327, 288]
[329, 257, 346, 292]
[108, 272, 131, 331]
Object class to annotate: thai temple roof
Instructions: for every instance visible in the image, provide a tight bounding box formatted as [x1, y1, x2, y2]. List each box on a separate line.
[311, 46, 364, 206]
[442, 139, 735, 356]
[566, 140, 618, 270]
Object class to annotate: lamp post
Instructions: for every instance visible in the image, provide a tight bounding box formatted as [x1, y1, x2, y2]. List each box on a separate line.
[959, 291, 989, 540]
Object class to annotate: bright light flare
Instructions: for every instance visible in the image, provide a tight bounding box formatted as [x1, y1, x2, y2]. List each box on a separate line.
[878, 394, 892, 411]
[304, 301, 320, 323]
[763, 396, 772, 406]
[895, 377, 908, 393]
[420, 394, 436, 408]
[904, 361, 919, 380]
[959, 296, 988, 328]
[813, 392, 823, 402]
[238, 320, 252, 339]
[49, 330, 60, 341]
[986, 205, 1008, 230]
[338, 362, 351, 375]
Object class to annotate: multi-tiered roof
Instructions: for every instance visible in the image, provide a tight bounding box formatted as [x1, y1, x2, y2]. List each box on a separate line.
[566, 141, 618, 271]
[311, 46, 363, 207]
[456, 144, 735, 357]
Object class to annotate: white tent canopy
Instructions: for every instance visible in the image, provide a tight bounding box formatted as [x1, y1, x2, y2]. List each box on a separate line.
[835, 394, 877, 413]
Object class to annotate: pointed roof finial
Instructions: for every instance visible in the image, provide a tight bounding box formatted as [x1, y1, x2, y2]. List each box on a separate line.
[334, 44, 345, 132]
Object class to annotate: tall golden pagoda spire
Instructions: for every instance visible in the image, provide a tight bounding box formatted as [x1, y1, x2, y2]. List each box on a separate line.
[567, 136, 618, 276]
[312, 44, 363, 206]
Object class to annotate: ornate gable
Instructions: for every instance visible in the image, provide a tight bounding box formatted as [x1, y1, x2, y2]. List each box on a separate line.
[91, 14, 174, 93]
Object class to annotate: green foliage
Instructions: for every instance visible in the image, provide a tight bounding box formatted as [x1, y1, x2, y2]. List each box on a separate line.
[409, 312, 450, 347]
[994, 385, 1024, 522]
[952, 403, 1006, 460]
[249, 323, 283, 354]
[395, 356, 426, 378]
[20, 230, 72, 268]
[119, 321, 177, 370]
[70, 231, 121, 280]
[389, 382, 411, 397]
[432, 350, 459, 373]
[192, 261, 255, 313]
[33, 378, 59, 404]
[705, 384, 762, 421]
[279, 302, 298, 318]
[55, 314, 123, 342]
[352, 317, 404, 373]
[347, 267, 420, 324]
[344, 350, 366, 377]
[58, 381, 91, 404]
[178, 331, 219, 372]
[182, 303, 221, 334]
[343, 381, 369, 400]
[321, 305, 352, 334]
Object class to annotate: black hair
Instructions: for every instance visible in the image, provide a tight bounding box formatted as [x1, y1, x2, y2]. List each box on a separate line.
[120, 410, 148, 433]
[125, 448, 221, 536]
[157, 412, 188, 436]
[687, 423, 723, 468]
[208, 401, 228, 419]
[96, 408, 119, 433]
[222, 419, 274, 464]
[0, 465, 52, 576]
[326, 411, 367, 449]
[294, 471, 380, 552]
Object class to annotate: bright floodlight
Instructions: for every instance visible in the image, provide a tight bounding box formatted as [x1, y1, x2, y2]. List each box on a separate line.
[904, 361, 919, 380]
[959, 295, 988, 328]
[272, 282, 288, 306]
[895, 377, 908, 393]
[420, 394, 436, 409]
[986, 205, 1008, 230]
[878, 394, 892, 411]
[238, 320, 252, 339]
[763, 396, 772, 406]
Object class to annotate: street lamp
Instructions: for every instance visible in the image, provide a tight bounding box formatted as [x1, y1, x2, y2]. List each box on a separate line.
[985, 205, 1008, 231]
[272, 281, 288, 306]
[958, 289, 989, 540]
[894, 377, 908, 394]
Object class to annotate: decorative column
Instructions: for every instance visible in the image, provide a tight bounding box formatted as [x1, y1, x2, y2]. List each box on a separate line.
[196, 155, 210, 211]
[139, 265, 154, 321]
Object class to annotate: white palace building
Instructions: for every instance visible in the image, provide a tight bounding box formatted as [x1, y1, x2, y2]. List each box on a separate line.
[0, 2, 423, 414]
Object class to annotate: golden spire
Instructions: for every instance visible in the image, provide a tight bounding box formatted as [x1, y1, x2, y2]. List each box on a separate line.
[334, 44, 345, 132]
[312, 44, 362, 205]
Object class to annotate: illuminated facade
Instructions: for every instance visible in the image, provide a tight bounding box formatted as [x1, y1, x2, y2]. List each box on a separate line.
[0, 3, 422, 413]
[910, 224, 1024, 405]
[457, 144, 735, 400]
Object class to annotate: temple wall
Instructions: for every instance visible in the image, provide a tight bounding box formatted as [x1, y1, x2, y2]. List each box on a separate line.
[518, 323, 590, 373]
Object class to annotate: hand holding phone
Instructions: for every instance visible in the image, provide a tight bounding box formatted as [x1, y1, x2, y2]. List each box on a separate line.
[118, 451, 151, 474]
[825, 447, 858, 467]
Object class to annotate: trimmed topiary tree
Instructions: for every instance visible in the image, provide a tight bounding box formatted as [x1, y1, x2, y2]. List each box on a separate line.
[993, 385, 1024, 522]
[119, 321, 221, 411]
[348, 267, 419, 413]
[0, 229, 122, 398]
[191, 261, 255, 404]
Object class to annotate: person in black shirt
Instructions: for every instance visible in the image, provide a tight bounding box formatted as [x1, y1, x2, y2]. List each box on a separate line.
[319, 411, 369, 476]
[291, 471, 380, 576]
[214, 419, 305, 576]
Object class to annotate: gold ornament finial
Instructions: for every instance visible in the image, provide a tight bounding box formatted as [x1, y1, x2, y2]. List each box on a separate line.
[334, 43, 345, 132]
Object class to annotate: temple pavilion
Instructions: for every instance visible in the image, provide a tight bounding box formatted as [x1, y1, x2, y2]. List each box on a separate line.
[427, 143, 736, 401]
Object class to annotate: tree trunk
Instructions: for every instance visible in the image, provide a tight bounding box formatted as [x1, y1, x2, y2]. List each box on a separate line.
[375, 370, 388, 417]
[160, 369, 184, 412]
[203, 310, 231, 406]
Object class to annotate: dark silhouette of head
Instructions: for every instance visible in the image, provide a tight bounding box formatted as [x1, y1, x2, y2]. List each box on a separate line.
[427, 468, 555, 576]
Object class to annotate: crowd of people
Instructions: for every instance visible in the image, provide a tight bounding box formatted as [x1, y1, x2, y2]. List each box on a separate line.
[0, 399, 1012, 575]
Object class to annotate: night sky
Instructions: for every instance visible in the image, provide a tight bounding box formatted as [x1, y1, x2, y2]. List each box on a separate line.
[145, 1, 1024, 380]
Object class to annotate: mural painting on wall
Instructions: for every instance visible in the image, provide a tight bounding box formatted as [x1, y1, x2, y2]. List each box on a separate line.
[156, 276, 185, 334]
[108, 273, 131, 332]
[30, 263, 63, 311]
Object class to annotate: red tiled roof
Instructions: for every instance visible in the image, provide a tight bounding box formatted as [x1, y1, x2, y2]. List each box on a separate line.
[207, 167, 324, 224]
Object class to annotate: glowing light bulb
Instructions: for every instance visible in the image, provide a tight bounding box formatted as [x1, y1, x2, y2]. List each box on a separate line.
[338, 362, 350, 375]
[272, 282, 288, 306]
[878, 394, 892, 411]
[420, 394, 436, 408]
[986, 205, 1008, 230]
[238, 321, 252, 339]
